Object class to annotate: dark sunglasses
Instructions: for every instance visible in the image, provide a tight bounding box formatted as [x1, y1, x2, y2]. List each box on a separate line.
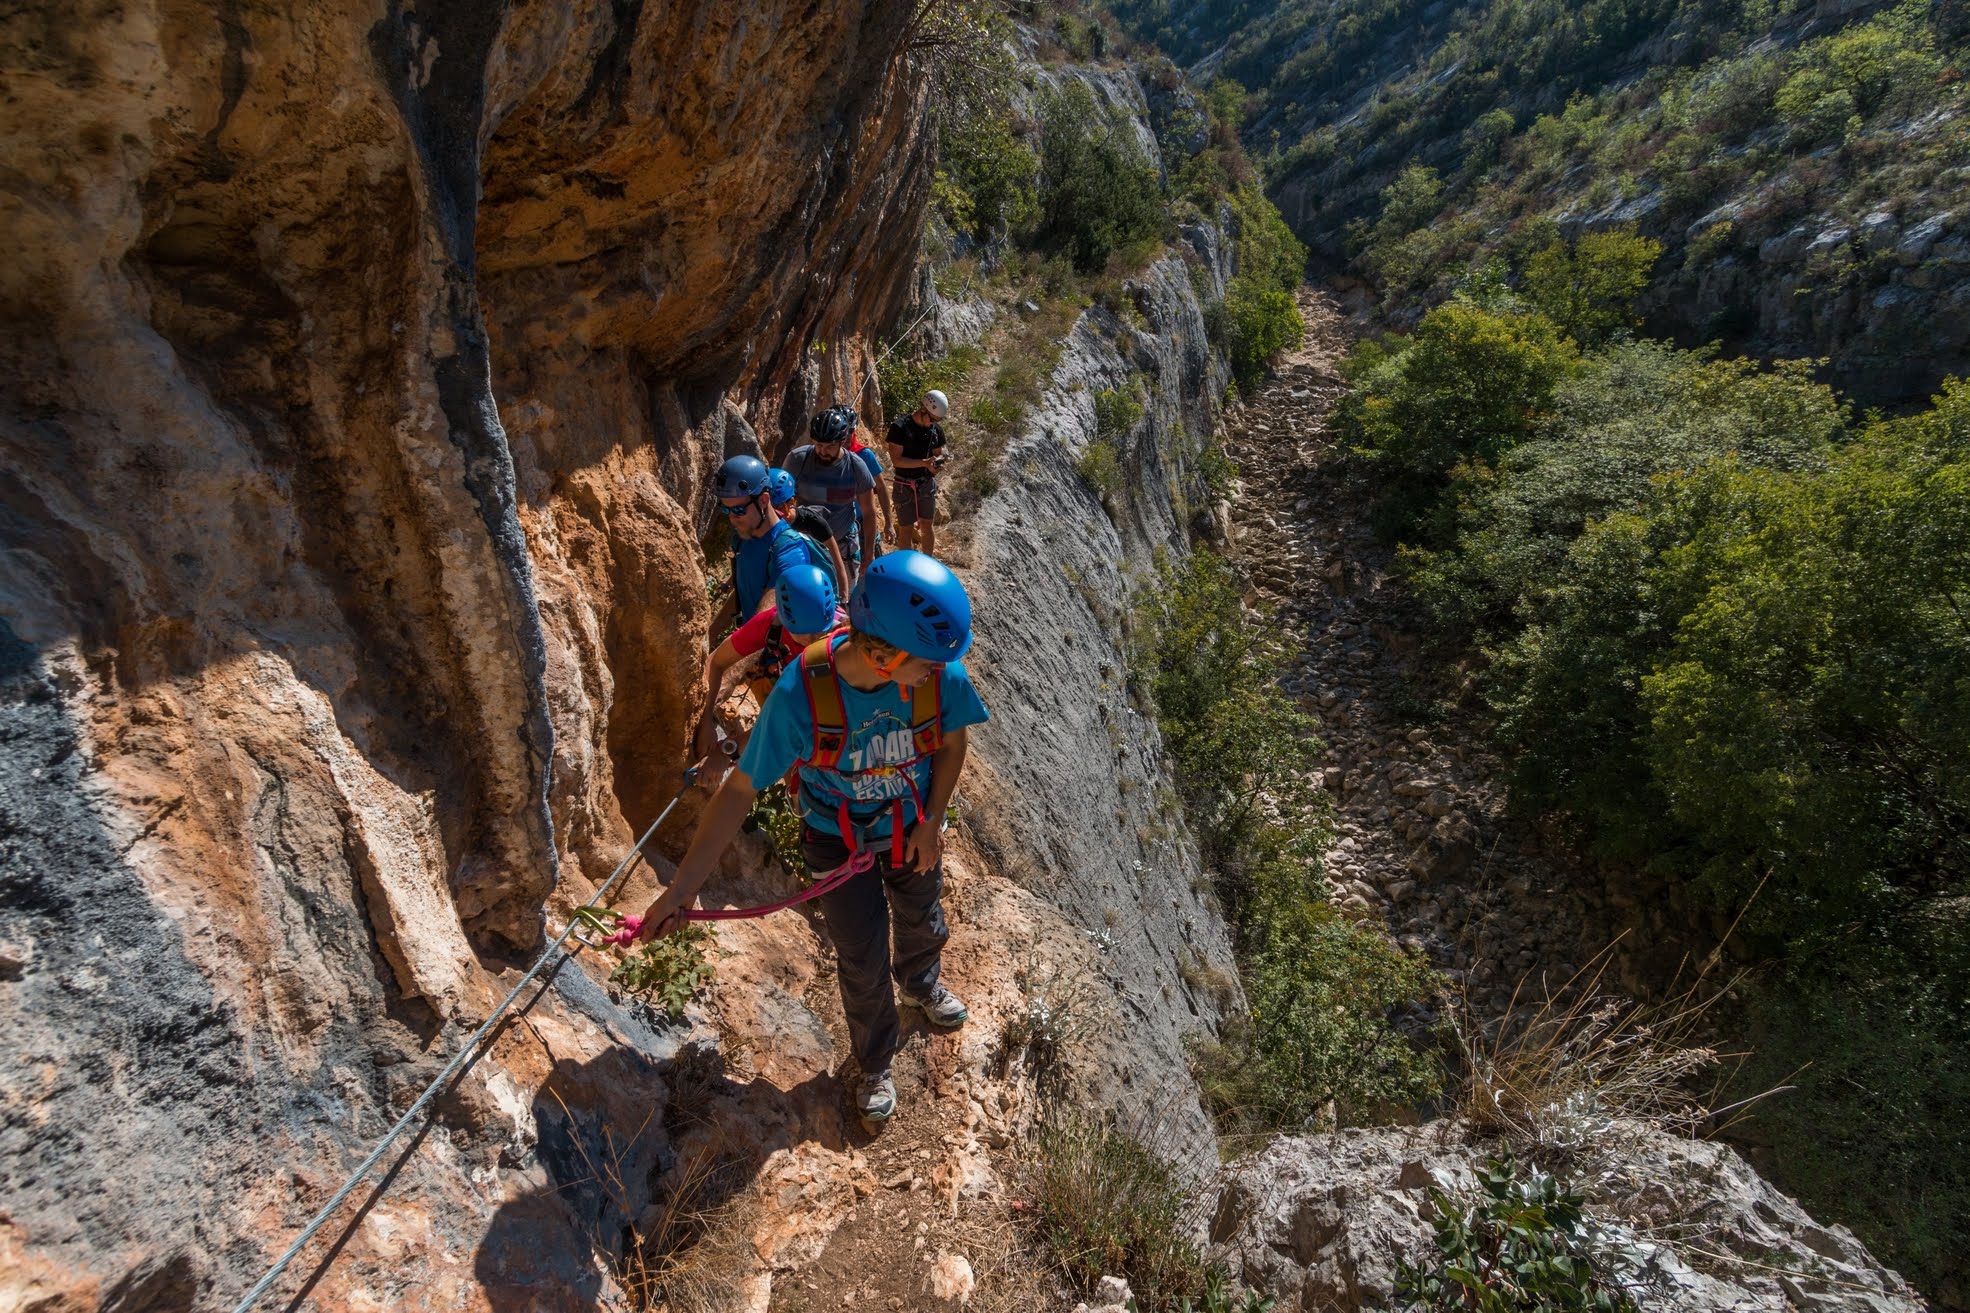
[718, 498, 760, 517]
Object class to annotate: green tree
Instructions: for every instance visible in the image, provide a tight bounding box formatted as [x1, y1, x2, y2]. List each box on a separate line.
[935, 112, 1040, 242]
[1639, 382, 1970, 928]
[1339, 303, 1580, 542]
[1521, 229, 1663, 345]
[1216, 185, 1307, 389]
[1409, 344, 1841, 634]
[1036, 81, 1164, 271]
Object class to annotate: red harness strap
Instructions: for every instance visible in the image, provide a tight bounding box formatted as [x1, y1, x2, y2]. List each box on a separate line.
[796, 634, 943, 867]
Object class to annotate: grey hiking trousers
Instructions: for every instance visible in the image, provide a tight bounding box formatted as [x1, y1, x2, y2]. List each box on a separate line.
[802, 825, 949, 1073]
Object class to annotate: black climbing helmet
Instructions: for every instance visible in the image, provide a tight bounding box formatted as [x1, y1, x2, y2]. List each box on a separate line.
[714, 454, 770, 499]
[810, 404, 857, 446]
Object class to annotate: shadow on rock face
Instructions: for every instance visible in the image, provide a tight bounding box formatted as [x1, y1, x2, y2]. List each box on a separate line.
[0, 620, 271, 1308]
[474, 1026, 851, 1311]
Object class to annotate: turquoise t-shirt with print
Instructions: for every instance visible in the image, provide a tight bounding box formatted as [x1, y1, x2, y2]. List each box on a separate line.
[738, 645, 989, 841]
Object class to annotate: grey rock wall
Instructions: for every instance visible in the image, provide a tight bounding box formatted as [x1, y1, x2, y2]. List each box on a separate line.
[953, 238, 1239, 1152]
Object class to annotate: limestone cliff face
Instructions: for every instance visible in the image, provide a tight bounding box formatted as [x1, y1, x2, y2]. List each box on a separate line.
[0, 2, 929, 1307]
[953, 250, 1242, 1147]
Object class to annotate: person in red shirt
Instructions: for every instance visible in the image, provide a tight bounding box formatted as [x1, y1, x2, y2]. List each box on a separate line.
[692, 564, 847, 779]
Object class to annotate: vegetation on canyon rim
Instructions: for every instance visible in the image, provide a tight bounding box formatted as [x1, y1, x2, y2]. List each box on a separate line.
[1090, 0, 1969, 1292]
[1331, 171, 1970, 1293]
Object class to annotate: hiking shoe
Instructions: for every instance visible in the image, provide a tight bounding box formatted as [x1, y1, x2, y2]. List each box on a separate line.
[855, 1068, 896, 1124]
[902, 983, 969, 1029]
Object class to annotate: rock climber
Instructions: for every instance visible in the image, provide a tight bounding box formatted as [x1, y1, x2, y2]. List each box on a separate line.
[637, 550, 987, 1126]
[720, 455, 832, 624]
[690, 563, 847, 780]
[886, 389, 948, 558]
[844, 425, 895, 548]
[770, 468, 850, 594]
[785, 404, 879, 583]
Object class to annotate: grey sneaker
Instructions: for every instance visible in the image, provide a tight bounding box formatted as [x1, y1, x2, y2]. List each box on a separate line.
[855, 1068, 896, 1124]
[902, 983, 969, 1029]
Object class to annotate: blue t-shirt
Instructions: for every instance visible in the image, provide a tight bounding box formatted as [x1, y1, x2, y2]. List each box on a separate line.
[853, 445, 883, 483]
[732, 520, 829, 621]
[738, 645, 990, 840]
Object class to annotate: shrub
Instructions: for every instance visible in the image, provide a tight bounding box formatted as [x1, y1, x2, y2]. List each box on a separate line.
[1727, 915, 1970, 1300]
[1031, 1111, 1215, 1312]
[1338, 303, 1580, 544]
[879, 343, 983, 426]
[1349, 164, 1443, 257]
[1077, 437, 1123, 501]
[1130, 549, 1324, 866]
[1136, 550, 1441, 1140]
[1221, 280, 1303, 390]
[1395, 1153, 1641, 1313]
[936, 111, 1040, 243]
[1637, 391, 1970, 930]
[743, 780, 804, 875]
[1036, 81, 1164, 272]
[1093, 384, 1143, 440]
[1521, 229, 1662, 346]
[1198, 438, 1239, 499]
[1227, 183, 1306, 295]
[1196, 849, 1443, 1140]
[1408, 344, 1841, 636]
[577, 909, 718, 1021]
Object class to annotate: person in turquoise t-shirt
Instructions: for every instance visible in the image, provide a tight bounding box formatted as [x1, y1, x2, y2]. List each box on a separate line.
[717, 456, 830, 622]
[637, 551, 987, 1127]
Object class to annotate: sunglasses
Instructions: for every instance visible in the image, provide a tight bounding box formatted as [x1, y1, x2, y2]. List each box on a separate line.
[718, 497, 761, 517]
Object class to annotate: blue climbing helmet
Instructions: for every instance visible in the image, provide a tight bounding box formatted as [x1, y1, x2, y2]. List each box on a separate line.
[776, 564, 839, 635]
[714, 454, 770, 499]
[849, 550, 972, 661]
[766, 468, 797, 506]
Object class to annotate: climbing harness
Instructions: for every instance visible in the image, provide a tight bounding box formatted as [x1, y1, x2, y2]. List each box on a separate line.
[798, 632, 944, 870]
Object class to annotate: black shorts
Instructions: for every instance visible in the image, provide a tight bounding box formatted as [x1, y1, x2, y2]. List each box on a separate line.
[894, 475, 938, 526]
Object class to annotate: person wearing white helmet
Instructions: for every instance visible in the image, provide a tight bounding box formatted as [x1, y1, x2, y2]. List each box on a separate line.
[887, 389, 949, 559]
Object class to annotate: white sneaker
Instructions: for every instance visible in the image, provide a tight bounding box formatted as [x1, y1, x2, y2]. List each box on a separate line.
[855, 1068, 896, 1124]
[901, 983, 969, 1028]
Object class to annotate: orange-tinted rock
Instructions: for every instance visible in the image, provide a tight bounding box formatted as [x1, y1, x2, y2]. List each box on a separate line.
[0, 1, 929, 1307]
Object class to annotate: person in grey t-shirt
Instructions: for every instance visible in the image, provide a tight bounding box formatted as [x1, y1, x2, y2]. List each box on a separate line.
[786, 404, 878, 579]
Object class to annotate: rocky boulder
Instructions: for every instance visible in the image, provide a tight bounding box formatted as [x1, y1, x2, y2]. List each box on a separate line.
[1204, 1123, 1926, 1313]
[0, 0, 931, 1306]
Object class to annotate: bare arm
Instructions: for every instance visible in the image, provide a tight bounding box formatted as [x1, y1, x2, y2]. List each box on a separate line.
[694, 636, 745, 773]
[903, 726, 968, 873]
[827, 539, 850, 595]
[858, 488, 878, 565]
[873, 465, 895, 535]
[635, 769, 761, 936]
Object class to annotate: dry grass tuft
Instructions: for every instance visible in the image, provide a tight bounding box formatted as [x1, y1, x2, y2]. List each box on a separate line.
[1448, 933, 1772, 1172]
[620, 1131, 759, 1313]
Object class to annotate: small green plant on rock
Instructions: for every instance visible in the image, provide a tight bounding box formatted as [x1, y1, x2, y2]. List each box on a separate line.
[574, 908, 717, 1021]
[1395, 1153, 1640, 1313]
[1078, 438, 1123, 502]
[742, 781, 804, 875]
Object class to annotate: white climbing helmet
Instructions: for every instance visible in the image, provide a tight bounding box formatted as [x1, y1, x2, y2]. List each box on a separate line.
[921, 389, 949, 421]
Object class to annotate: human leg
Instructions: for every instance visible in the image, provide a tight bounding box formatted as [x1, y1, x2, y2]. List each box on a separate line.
[806, 828, 900, 1073]
[883, 855, 950, 1000]
[891, 477, 919, 551]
